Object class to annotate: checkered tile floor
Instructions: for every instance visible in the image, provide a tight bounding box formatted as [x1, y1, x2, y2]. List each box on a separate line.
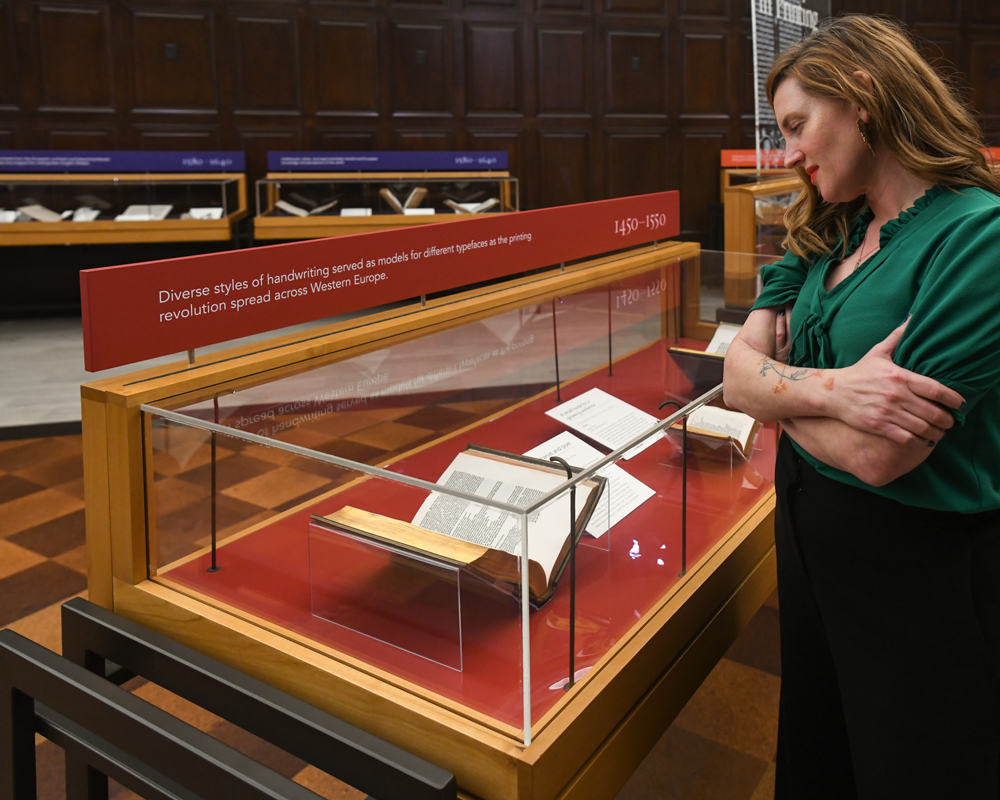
[0, 431, 780, 799]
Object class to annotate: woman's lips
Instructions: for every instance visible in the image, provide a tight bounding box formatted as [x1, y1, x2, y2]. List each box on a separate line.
[806, 166, 818, 184]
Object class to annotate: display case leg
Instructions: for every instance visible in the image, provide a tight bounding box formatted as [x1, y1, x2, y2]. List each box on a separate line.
[186, 348, 195, 365]
[680, 417, 687, 577]
[549, 457, 577, 691]
[208, 397, 220, 573]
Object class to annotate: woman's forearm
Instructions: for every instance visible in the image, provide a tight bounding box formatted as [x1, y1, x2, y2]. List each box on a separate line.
[780, 417, 934, 487]
[722, 309, 833, 422]
[724, 311, 962, 443]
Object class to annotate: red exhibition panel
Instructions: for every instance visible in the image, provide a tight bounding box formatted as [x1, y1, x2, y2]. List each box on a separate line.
[80, 192, 679, 371]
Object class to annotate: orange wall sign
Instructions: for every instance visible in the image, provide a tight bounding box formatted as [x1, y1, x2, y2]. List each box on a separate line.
[81, 192, 680, 371]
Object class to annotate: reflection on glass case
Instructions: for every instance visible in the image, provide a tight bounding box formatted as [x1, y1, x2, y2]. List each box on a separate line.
[254, 172, 519, 240]
[0, 173, 247, 245]
[84, 243, 778, 799]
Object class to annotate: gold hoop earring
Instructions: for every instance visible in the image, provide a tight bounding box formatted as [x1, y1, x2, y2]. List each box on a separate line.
[857, 119, 876, 156]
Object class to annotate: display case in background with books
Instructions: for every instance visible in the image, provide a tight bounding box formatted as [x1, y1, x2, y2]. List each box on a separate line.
[253, 151, 518, 241]
[0, 150, 247, 245]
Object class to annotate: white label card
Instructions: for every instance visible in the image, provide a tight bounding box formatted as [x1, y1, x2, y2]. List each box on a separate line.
[524, 431, 655, 537]
[544, 388, 662, 460]
[705, 322, 742, 355]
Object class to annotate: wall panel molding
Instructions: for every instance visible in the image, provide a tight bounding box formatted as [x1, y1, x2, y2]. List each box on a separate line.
[313, 17, 379, 116]
[537, 27, 591, 117]
[0, 0, 20, 110]
[538, 130, 590, 207]
[680, 31, 728, 118]
[465, 24, 522, 116]
[605, 29, 667, 117]
[43, 124, 118, 148]
[604, 128, 668, 198]
[129, 6, 218, 113]
[34, 2, 115, 112]
[230, 13, 300, 115]
[390, 22, 453, 117]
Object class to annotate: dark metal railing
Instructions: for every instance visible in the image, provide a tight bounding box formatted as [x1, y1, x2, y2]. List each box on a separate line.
[58, 598, 456, 800]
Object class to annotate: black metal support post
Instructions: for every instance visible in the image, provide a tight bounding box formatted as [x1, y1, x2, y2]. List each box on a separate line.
[607, 288, 613, 377]
[659, 401, 688, 577]
[673, 262, 681, 344]
[548, 457, 577, 691]
[208, 397, 220, 573]
[552, 298, 562, 402]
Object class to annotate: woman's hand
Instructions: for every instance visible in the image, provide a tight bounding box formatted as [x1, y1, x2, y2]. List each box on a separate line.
[822, 318, 965, 445]
[774, 302, 793, 363]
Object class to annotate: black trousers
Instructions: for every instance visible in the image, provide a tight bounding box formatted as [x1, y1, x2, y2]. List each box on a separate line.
[774, 435, 1000, 799]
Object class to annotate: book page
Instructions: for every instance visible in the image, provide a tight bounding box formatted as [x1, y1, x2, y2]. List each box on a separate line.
[17, 204, 62, 222]
[72, 207, 101, 222]
[524, 432, 654, 537]
[275, 199, 308, 217]
[545, 388, 662, 460]
[412, 450, 592, 583]
[115, 204, 172, 221]
[187, 207, 223, 220]
[705, 322, 742, 355]
[308, 199, 338, 216]
[685, 406, 756, 451]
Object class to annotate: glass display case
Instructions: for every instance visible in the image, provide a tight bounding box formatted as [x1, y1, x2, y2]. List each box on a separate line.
[82, 242, 776, 800]
[723, 175, 802, 311]
[254, 172, 519, 240]
[719, 166, 796, 195]
[0, 173, 246, 245]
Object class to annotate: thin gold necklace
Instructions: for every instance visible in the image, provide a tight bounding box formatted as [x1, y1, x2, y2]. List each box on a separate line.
[853, 228, 878, 271]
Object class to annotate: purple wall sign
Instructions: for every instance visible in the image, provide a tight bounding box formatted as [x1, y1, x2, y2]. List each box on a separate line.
[267, 151, 508, 172]
[0, 151, 246, 173]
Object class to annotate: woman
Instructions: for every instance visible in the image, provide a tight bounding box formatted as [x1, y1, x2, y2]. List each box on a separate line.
[723, 15, 1000, 799]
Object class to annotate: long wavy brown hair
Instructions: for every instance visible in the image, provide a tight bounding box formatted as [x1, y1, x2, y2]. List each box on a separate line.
[766, 14, 1000, 261]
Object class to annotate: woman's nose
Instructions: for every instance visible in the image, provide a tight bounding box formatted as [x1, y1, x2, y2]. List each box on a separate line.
[784, 147, 803, 169]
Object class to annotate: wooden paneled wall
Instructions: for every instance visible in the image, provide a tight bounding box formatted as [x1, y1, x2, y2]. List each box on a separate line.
[1, 0, 999, 241]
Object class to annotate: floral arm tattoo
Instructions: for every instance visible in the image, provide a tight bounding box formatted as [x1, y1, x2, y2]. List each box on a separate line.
[758, 357, 818, 395]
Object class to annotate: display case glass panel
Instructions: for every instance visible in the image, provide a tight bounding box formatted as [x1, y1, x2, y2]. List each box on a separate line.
[256, 175, 519, 220]
[0, 176, 242, 223]
[141, 251, 775, 743]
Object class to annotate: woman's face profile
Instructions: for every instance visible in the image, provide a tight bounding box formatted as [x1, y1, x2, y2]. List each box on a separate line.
[773, 76, 871, 205]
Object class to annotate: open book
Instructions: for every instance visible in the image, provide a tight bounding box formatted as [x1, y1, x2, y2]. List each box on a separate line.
[668, 322, 741, 391]
[311, 445, 605, 607]
[275, 199, 338, 217]
[670, 405, 760, 459]
[669, 322, 741, 361]
[379, 187, 428, 214]
[444, 198, 499, 214]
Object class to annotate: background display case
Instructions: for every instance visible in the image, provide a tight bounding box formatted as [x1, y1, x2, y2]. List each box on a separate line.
[82, 241, 776, 800]
[254, 172, 519, 240]
[719, 167, 796, 195]
[723, 175, 802, 312]
[0, 173, 247, 246]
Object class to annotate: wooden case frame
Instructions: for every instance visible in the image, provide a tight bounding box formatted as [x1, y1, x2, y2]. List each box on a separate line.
[0, 173, 248, 246]
[82, 241, 776, 800]
[253, 171, 518, 240]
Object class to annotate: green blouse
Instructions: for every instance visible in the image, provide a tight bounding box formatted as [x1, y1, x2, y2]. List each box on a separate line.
[752, 184, 1000, 512]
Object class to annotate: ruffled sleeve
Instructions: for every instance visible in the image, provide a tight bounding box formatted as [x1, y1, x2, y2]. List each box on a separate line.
[892, 189, 1000, 425]
[750, 248, 809, 311]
